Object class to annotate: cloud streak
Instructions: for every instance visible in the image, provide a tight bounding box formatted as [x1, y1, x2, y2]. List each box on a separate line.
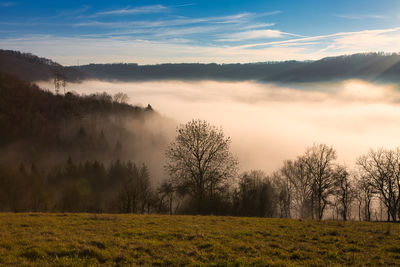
[94, 5, 169, 17]
[336, 14, 390, 20]
[237, 27, 400, 49]
[218, 29, 304, 42]
[74, 12, 254, 28]
[74, 10, 281, 30]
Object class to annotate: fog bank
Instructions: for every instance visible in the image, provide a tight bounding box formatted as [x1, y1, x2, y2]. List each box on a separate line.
[37, 79, 400, 173]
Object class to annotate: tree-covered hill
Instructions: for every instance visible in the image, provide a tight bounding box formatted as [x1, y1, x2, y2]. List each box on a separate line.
[0, 50, 86, 82]
[0, 73, 161, 167]
[78, 52, 400, 83]
[0, 73, 170, 212]
[266, 53, 400, 83]
[77, 61, 307, 82]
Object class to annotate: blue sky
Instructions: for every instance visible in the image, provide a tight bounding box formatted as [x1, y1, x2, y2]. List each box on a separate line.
[0, 0, 399, 65]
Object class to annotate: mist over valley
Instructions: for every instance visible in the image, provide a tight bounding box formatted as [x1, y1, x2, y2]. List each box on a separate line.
[36, 78, 400, 174]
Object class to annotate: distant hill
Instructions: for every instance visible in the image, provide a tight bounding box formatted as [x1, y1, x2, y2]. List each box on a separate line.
[77, 61, 308, 82]
[266, 53, 400, 83]
[77, 53, 400, 83]
[1, 49, 399, 83]
[0, 50, 86, 82]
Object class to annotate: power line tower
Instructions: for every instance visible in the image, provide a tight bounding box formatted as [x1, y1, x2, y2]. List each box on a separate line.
[54, 72, 61, 94]
[62, 79, 66, 95]
[54, 72, 67, 95]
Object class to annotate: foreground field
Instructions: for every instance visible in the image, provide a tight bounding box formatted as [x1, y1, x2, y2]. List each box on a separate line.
[0, 214, 399, 266]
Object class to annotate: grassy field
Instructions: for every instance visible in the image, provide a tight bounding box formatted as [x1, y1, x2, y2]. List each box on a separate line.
[0, 214, 399, 266]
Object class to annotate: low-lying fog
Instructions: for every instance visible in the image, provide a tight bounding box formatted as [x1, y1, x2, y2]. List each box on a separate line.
[38, 79, 400, 174]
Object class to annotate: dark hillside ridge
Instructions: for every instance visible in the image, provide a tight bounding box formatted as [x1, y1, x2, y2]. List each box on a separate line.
[267, 53, 400, 82]
[77, 52, 400, 83]
[77, 61, 308, 82]
[1, 49, 400, 83]
[0, 50, 86, 82]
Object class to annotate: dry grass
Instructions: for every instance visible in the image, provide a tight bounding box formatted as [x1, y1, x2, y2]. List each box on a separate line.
[0, 213, 399, 266]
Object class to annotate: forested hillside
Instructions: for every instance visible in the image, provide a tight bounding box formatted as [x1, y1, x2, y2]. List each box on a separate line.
[0, 73, 168, 212]
[78, 53, 400, 83]
[78, 61, 306, 82]
[0, 50, 86, 82]
[0, 73, 156, 160]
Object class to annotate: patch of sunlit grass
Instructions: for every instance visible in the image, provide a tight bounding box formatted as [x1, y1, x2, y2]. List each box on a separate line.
[0, 213, 399, 266]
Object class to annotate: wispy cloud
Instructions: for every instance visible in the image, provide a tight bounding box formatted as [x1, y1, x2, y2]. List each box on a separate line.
[237, 27, 400, 49]
[94, 5, 169, 17]
[172, 3, 196, 8]
[240, 23, 275, 30]
[329, 28, 400, 52]
[74, 12, 253, 29]
[51, 5, 91, 19]
[218, 29, 283, 42]
[71, 10, 281, 46]
[336, 14, 390, 20]
[218, 29, 304, 42]
[213, 12, 252, 24]
[256, 10, 281, 17]
[155, 26, 221, 37]
[71, 11, 275, 45]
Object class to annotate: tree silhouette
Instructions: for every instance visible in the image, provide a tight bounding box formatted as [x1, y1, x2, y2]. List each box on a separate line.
[357, 148, 400, 222]
[165, 119, 238, 214]
[302, 144, 338, 220]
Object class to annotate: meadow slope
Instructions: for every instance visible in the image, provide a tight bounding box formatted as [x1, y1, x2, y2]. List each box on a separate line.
[0, 214, 399, 266]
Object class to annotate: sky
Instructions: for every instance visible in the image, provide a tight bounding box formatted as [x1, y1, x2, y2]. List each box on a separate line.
[0, 0, 400, 65]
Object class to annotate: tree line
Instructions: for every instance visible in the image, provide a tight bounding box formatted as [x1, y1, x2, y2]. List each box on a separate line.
[1, 118, 399, 222]
[0, 159, 153, 213]
[162, 119, 400, 221]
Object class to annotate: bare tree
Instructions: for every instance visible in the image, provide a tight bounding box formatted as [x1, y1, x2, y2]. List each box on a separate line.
[165, 119, 238, 214]
[280, 157, 313, 218]
[117, 163, 151, 213]
[357, 148, 400, 222]
[354, 173, 374, 221]
[157, 180, 175, 214]
[113, 92, 129, 104]
[234, 170, 276, 217]
[302, 144, 338, 220]
[334, 165, 354, 221]
[269, 171, 290, 218]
